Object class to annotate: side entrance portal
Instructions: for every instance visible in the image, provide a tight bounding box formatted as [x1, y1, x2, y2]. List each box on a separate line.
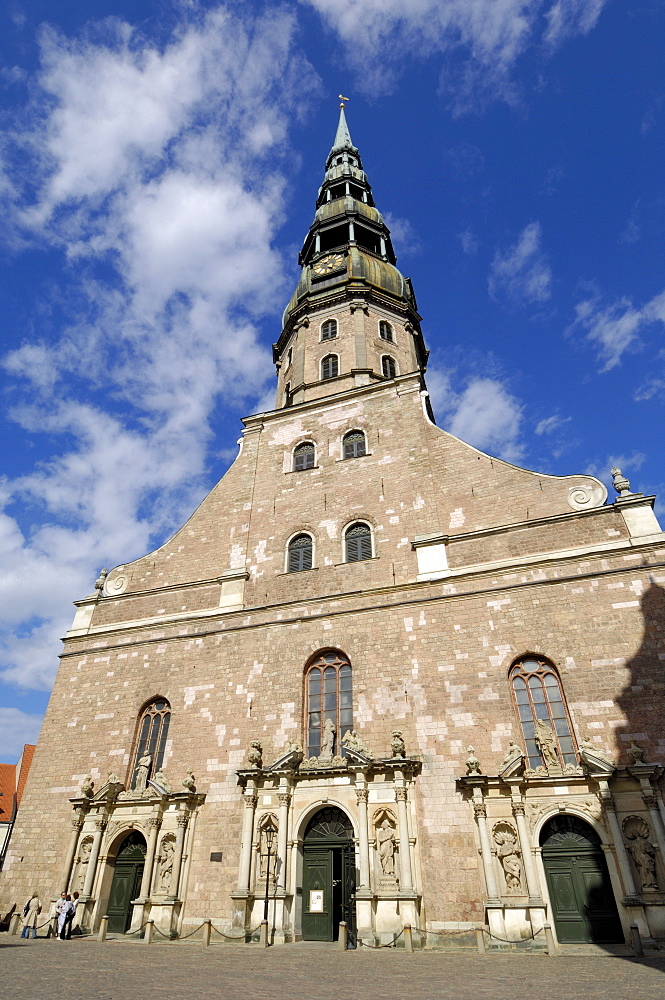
[106, 832, 147, 934]
[541, 815, 623, 944]
[301, 807, 356, 942]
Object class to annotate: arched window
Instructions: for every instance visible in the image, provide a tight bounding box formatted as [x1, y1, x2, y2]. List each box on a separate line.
[293, 441, 315, 471]
[381, 355, 396, 379]
[343, 430, 366, 460]
[379, 320, 393, 342]
[321, 319, 337, 341]
[306, 651, 353, 758]
[131, 698, 171, 788]
[510, 657, 577, 769]
[345, 522, 372, 562]
[288, 533, 313, 572]
[321, 354, 339, 379]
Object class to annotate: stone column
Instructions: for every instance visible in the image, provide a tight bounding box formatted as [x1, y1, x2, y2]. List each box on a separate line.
[511, 799, 542, 900]
[82, 817, 107, 898]
[395, 783, 414, 892]
[472, 791, 500, 902]
[61, 815, 84, 893]
[355, 783, 371, 890]
[350, 300, 368, 371]
[601, 788, 639, 899]
[238, 784, 258, 893]
[138, 815, 162, 899]
[167, 813, 189, 900]
[277, 788, 291, 892]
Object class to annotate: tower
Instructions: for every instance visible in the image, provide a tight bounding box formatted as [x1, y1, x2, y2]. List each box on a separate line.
[2, 108, 664, 950]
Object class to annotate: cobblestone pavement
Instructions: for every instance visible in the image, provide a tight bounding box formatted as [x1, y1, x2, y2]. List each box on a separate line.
[3, 939, 665, 1000]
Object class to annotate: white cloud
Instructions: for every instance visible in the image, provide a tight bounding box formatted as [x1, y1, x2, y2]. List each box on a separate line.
[0, 6, 317, 691]
[384, 212, 421, 256]
[572, 289, 665, 372]
[458, 229, 480, 255]
[584, 452, 647, 498]
[303, 0, 608, 112]
[489, 222, 551, 306]
[428, 370, 525, 463]
[0, 708, 43, 760]
[535, 414, 571, 435]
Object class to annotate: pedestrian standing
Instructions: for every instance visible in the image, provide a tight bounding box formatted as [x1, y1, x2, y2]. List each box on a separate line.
[57, 894, 73, 940]
[64, 891, 79, 939]
[20, 893, 41, 939]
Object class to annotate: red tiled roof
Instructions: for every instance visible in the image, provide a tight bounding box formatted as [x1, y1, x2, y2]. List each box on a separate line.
[0, 763, 16, 821]
[16, 745, 36, 807]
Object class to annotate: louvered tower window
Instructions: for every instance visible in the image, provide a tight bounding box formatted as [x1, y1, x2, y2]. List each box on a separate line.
[321, 319, 338, 341]
[510, 657, 577, 769]
[345, 522, 372, 562]
[306, 651, 353, 757]
[321, 354, 339, 379]
[379, 321, 393, 342]
[293, 442, 315, 470]
[288, 534, 313, 572]
[343, 430, 366, 459]
[381, 355, 396, 379]
[131, 698, 171, 788]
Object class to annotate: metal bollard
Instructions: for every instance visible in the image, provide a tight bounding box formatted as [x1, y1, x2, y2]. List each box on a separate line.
[98, 915, 108, 942]
[144, 920, 154, 944]
[202, 919, 211, 947]
[259, 919, 269, 948]
[630, 923, 644, 958]
[338, 921, 348, 950]
[476, 927, 486, 954]
[543, 923, 557, 956]
[403, 923, 414, 953]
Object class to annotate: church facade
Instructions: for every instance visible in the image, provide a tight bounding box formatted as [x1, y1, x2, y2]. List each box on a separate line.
[2, 109, 665, 949]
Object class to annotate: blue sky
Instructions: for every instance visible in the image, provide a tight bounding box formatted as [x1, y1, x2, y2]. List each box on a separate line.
[0, 0, 663, 759]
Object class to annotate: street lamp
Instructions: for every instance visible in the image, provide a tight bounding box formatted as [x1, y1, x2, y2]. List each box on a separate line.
[262, 818, 278, 925]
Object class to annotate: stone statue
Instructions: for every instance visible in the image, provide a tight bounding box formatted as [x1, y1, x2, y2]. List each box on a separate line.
[76, 838, 92, 891]
[465, 746, 481, 775]
[247, 741, 263, 769]
[624, 817, 658, 891]
[153, 770, 171, 793]
[377, 819, 397, 877]
[627, 740, 645, 764]
[286, 737, 304, 760]
[134, 753, 152, 793]
[494, 825, 523, 892]
[611, 467, 631, 496]
[579, 733, 615, 772]
[182, 769, 196, 792]
[534, 719, 559, 769]
[80, 775, 95, 798]
[94, 568, 108, 593]
[158, 836, 175, 892]
[341, 729, 372, 757]
[501, 741, 523, 769]
[391, 730, 406, 758]
[320, 718, 336, 759]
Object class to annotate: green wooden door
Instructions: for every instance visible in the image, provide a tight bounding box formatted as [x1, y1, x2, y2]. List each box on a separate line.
[106, 833, 146, 934]
[302, 848, 333, 940]
[301, 807, 356, 942]
[541, 816, 623, 944]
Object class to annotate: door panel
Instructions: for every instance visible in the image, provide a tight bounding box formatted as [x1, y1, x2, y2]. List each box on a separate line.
[544, 851, 623, 943]
[107, 861, 144, 933]
[302, 849, 332, 941]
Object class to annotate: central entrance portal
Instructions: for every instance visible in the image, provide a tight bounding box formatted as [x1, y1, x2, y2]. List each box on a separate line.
[107, 831, 146, 934]
[302, 807, 356, 942]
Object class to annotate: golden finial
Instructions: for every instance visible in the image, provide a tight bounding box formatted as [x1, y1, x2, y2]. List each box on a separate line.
[339, 94, 350, 108]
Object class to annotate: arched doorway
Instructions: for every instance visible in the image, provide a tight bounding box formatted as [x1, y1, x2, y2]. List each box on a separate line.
[540, 815, 623, 944]
[302, 807, 356, 942]
[107, 831, 146, 933]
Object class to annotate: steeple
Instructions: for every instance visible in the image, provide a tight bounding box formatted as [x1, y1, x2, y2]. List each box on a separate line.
[273, 106, 429, 409]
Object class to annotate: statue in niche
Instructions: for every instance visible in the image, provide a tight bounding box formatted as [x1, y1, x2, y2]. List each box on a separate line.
[493, 825, 523, 893]
[391, 730, 406, 758]
[320, 718, 336, 759]
[534, 720, 559, 769]
[134, 753, 152, 793]
[158, 835, 175, 893]
[341, 730, 372, 757]
[76, 838, 93, 892]
[624, 817, 658, 891]
[247, 741, 263, 769]
[377, 819, 397, 878]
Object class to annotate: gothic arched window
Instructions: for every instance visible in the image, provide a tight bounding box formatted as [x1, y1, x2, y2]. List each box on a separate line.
[321, 354, 339, 379]
[288, 534, 313, 573]
[131, 698, 171, 788]
[343, 430, 366, 460]
[379, 321, 393, 342]
[293, 441, 315, 471]
[510, 657, 577, 769]
[321, 319, 338, 341]
[381, 355, 396, 379]
[345, 522, 372, 562]
[306, 651, 353, 758]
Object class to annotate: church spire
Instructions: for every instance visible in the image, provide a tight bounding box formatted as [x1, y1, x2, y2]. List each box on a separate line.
[328, 104, 357, 162]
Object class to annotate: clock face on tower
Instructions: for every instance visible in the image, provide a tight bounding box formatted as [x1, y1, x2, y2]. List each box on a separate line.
[312, 253, 346, 277]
